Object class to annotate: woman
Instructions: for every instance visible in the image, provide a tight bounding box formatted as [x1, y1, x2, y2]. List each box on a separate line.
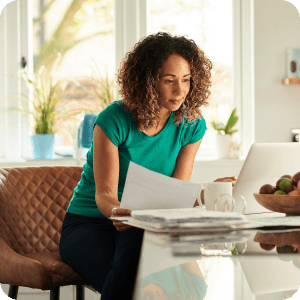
[59, 32, 236, 300]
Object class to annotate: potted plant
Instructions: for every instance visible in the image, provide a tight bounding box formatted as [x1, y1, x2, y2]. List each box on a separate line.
[210, 108, 239, 159]
[73, 63, 118, 111]
[39, 62, 119, 160]
[11, 54, 68, 159]
[60, 64, 118, 143]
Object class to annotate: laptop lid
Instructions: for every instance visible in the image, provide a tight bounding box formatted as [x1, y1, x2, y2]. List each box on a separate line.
[232, 143, 300, 216]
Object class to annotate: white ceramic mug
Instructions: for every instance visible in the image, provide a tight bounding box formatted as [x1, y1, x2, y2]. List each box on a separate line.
[197, 182, 247, 213]
[197, 182, 235, 212]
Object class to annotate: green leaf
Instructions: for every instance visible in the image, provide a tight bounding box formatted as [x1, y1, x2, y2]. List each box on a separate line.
[226, 129, 239, 135]
[224, 108, 238, 134]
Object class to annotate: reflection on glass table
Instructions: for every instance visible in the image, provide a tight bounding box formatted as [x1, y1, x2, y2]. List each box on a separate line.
[141, 261, 207, 300]
[133, 227, 300, 300]
[235, 228, 300, 296]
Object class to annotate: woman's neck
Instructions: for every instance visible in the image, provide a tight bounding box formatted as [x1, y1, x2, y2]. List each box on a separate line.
[142, 110, 171, 137]
[159, 107, 172, 124]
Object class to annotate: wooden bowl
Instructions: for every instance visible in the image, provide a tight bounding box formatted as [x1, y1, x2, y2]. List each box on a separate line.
[253, 193, 300, 215]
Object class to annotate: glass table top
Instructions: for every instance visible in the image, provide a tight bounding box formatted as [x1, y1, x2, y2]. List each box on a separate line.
[133, 227, 300, 300]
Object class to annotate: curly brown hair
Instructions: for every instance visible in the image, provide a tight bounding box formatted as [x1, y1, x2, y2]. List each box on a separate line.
[117, 32, 212, 130]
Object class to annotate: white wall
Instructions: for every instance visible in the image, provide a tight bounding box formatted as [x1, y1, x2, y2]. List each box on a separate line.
[191, 159, 244, 183]
[254, 0, 300, 143]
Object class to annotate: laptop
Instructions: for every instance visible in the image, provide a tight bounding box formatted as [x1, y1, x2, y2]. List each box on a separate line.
[232, 143, 300, 216]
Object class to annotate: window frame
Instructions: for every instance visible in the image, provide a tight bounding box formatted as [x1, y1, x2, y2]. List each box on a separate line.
[0, 0, 33, 160]
[0, 0, 254, 161]
[233, 0, 255, 159]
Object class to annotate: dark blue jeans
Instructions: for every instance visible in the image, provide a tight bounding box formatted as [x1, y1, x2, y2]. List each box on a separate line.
[59, 212, 144, 300]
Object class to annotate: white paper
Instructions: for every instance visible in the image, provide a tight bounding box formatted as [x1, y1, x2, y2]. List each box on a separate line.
[131, 207, 247, 223]
[120, 161, 202, 210]
[246, 216, 300, 229]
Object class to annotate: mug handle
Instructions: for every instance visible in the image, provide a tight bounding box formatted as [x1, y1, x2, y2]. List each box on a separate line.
[233, 195, 247, 214]
[236, 242, 247, 254]
[197, 187, 209, 207]
[222, 242, 247, 254]
[215, 193, 235, 212]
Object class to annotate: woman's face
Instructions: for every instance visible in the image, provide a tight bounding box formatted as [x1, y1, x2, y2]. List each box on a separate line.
[157, 54, 191, 115]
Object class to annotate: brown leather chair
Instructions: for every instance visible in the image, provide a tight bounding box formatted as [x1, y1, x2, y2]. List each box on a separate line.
[0, 166, 99, 300]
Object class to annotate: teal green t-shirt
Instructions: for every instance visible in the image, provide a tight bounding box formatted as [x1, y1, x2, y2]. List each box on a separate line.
[66, 100, 207, 217]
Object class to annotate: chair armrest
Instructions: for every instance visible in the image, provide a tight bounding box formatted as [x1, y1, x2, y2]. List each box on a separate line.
[0, 238, 48, 288]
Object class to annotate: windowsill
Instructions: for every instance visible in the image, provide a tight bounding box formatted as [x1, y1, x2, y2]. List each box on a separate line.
[0, 157, 83, 168]
[0, 147, 90, 167]
[0, 157, 245, 168]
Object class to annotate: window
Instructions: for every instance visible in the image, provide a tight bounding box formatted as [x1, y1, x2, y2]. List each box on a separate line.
[148, 0, 235, 159]
[0, 0, 254, 162]
[31, 0, 115, 156]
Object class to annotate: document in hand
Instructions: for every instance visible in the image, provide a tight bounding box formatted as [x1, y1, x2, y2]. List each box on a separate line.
[120, 161, 202, 210]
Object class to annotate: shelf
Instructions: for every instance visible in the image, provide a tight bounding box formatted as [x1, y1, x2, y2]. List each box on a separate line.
[282, 78, 300, 85]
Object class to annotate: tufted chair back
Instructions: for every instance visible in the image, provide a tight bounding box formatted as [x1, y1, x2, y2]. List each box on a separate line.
[0, 166, 95, 299]
[0, 166, 82, 254]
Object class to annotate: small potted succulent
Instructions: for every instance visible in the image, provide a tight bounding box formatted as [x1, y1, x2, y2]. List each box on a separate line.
[210, 108, 239, 158]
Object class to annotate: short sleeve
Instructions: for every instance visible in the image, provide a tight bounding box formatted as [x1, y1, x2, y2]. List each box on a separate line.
[94, 101, 129, 146]
[182, 117, 207, 146]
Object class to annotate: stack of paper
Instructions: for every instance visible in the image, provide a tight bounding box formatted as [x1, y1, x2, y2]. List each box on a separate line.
[121, 207, 249, 232]
[119, 213, 300, 234]
[132, 207, 246, 224]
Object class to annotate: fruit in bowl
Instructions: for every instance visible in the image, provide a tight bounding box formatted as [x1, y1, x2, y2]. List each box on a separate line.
[259, 172, 300, 196]
[254, 172, 300, 215]
[259, 184, 276, 195]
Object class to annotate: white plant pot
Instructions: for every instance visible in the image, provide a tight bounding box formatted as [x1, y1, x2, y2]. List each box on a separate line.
[215, 134, 232, 159]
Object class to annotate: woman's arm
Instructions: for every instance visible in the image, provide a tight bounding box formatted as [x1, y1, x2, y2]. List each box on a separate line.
[180, 261, 203, 277]
[171, 138, 203, 182]
[93, 125, 131, 230]
[171, 138, 203, 206]
[172, 138, 239, 205]
[93, 124, 120, 217]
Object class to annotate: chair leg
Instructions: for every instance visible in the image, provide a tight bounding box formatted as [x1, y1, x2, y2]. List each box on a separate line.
[76, 285, 85, 300]
[50, 286, 60, 300]
[8, 285, 19, 299]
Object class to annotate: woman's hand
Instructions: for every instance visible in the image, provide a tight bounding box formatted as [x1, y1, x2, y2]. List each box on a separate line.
[111, 206, 132, 232]
[213, 175, 238, 187]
